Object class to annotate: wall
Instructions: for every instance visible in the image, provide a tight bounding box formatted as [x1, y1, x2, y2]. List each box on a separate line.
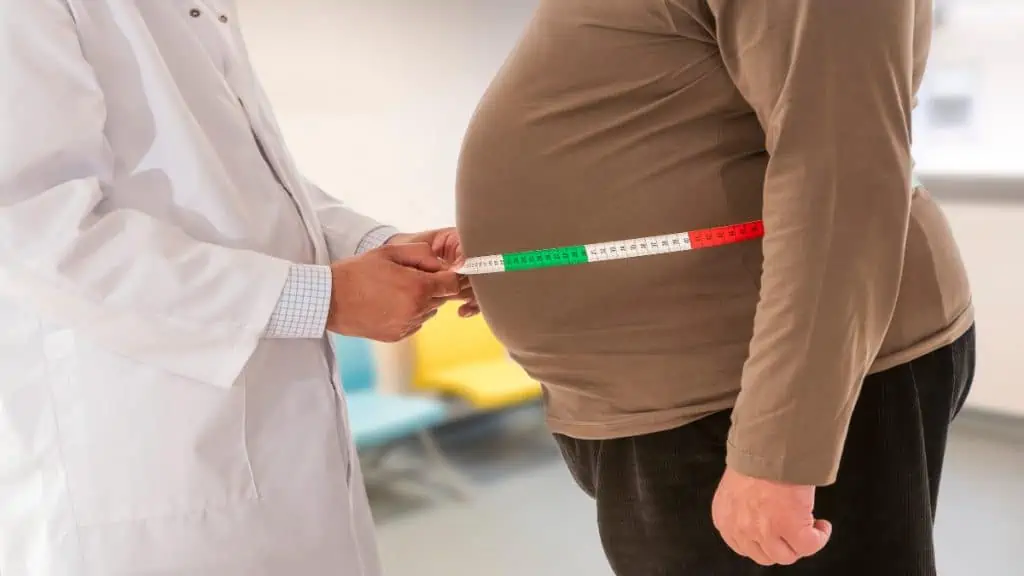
[238, 0, 1024, 415]
[238, 0, 532, 231]
[938, 201, 1024, 416]
[918, 1, 1024, 174]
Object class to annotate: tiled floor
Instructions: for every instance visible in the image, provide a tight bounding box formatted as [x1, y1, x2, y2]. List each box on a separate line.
[370, 408, 1024, 576]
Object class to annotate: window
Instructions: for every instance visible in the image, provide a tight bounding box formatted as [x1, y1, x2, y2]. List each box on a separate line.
[918, 66, 977, 132]
[914, 0, 1024, 195]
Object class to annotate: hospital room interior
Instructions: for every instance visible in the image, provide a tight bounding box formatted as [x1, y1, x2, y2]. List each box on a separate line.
[236, 0, 1022, 574]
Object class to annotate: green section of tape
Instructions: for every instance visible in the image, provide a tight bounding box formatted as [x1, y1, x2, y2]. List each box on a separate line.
[503, 245, 589, 271]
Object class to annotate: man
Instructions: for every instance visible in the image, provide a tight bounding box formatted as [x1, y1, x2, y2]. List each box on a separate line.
[457, 1, 974, 574]
[0, 1, 474, 574]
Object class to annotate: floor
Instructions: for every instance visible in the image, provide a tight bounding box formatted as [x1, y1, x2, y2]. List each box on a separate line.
[369, 408, 1024, 576]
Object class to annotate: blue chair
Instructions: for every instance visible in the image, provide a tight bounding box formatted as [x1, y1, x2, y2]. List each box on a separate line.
[333, 334, 449, 450]
[333, 335, 472, 498]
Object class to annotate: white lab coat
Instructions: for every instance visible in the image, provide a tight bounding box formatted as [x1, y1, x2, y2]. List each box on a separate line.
[0, 1, 385, 574]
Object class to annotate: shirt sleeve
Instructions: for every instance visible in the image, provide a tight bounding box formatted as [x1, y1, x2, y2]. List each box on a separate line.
[264, 264, 333, 338]
[0, 0, 293, 389]
[705, 0, 917, 485]
[355, 225, 400, 255]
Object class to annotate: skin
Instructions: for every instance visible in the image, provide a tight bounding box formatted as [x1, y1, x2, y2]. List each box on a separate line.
[326, 241, 462, 341]
[712, 468, 832, 566]
[386, 228, 480, 317]
[326, 227, 478, 342]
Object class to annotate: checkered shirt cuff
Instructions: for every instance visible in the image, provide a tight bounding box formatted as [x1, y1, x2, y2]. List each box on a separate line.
[264, 264, 333, 339]
[355, 225, 400, 255]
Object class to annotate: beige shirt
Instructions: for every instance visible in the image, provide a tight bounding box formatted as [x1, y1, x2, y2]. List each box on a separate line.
[456, 0, 973, 485]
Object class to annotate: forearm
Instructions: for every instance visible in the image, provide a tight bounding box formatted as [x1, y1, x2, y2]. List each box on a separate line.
[725, 168, 911, 485]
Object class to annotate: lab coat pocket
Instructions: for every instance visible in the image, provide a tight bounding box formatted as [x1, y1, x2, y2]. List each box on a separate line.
[43, 331, 259, 526]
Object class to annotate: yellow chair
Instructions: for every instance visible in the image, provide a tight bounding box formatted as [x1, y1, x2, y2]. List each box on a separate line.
[412, 302, 542, 410]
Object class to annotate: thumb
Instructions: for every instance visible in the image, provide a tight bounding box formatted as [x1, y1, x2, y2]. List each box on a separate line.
[788, 519, 832, 557]
[814, 519, 832, 541]
[805, 519, 832, 552]
[383, 242, 446, 272]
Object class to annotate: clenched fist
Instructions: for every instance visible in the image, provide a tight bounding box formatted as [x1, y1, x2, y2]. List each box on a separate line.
[712, 467, 832, 566]
[326, 242, 462, 342]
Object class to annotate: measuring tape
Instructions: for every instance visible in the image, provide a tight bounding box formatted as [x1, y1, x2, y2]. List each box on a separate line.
[456, 170, 922, 275]
[456, 220, 764, 275]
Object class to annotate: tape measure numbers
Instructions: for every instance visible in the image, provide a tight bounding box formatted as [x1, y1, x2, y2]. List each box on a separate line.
[456, 220, 764, 275]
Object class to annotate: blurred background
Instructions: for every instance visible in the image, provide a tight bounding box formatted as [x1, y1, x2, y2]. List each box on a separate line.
[236, 0, 1024, 574]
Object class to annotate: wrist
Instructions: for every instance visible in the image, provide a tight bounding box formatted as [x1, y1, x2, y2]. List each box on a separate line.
[325, 262, 345, 332]
[384, 232, 413, 245]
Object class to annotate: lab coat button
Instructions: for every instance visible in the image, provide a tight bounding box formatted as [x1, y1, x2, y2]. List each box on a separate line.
[219, 14, 229, 23]
[189, 8, 201, 18]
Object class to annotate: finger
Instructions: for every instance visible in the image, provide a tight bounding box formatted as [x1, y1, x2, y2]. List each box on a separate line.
[384, 242, 446, 272]
[425, 230, 451, 262]
[415, 308, 439, 322]
[740, 539, 775, 566]
[720, 532, 745, 557]
[458, 302, 480, 317]
[760, 537, 799, 566]
[427, 285, 473, 305]
[783, 520, 832, 558]
[439, 231, 464, 264]
[413, 305, 444, 329]
[816, 519, 833, 539]
[430, 232, 446, 254]
[429, 231, 449, 255]
[425, 271, 462, 298]
[399, 321, 426, 340]
[443, 237, 463, 264]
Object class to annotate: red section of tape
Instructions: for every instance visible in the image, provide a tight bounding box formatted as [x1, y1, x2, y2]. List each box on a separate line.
[688, 220, 764, 249]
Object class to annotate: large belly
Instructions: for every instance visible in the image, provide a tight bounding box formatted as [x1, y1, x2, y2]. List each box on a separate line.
[453, 14, 766, 391]
[455, 119, 763, 375]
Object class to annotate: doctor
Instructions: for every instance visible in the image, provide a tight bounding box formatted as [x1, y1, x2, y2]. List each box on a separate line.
[0, 1, 474, 574]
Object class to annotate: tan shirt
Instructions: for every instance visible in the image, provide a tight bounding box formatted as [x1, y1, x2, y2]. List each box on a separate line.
[456, 0, 973, 485]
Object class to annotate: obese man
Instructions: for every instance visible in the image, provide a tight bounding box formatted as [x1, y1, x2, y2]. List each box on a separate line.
[455, 0, 975, 574]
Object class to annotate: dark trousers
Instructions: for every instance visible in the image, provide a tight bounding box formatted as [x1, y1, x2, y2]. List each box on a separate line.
[555, 326, 975, 576]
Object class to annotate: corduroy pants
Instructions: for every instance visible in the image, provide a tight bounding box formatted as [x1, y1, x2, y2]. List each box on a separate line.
[555, 326, 975, 576]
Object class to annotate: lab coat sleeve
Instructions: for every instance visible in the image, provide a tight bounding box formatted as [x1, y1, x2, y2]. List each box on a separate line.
[706, 0, 915, 484]
[0, 0, 293, 388]
[304, 180, 399, 259]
